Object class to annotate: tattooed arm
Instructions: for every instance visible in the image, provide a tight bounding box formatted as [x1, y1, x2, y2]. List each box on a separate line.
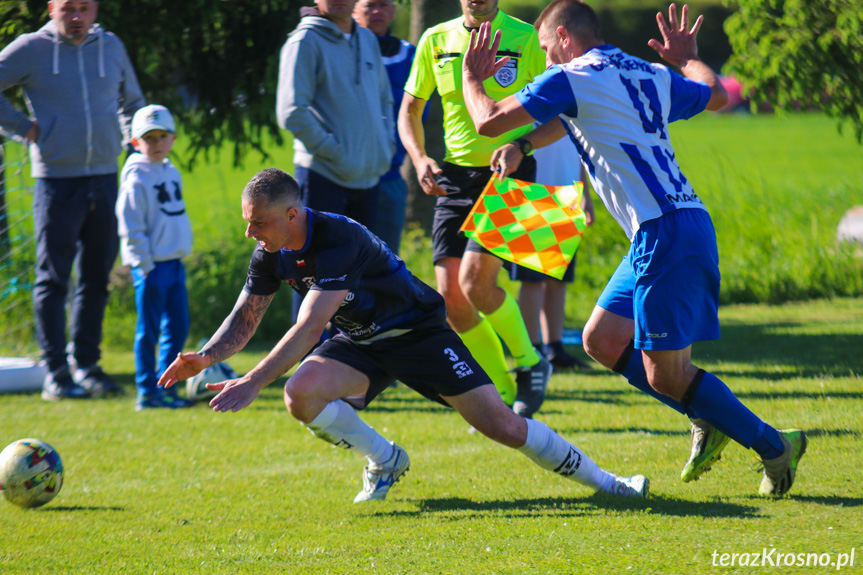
[157, 291, 274, 389]
[199, 291, 274, 365]
[206, 288, 349, 413]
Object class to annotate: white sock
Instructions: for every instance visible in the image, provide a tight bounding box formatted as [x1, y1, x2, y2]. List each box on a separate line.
[518, 418, 615, 492]
[305, 400, 393, 463]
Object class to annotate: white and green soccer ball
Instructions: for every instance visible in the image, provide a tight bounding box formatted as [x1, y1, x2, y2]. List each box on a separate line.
[0, 438, 64, 508]
[185, 362, 239, 403]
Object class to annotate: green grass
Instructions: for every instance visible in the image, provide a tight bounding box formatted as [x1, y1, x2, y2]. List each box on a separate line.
[1, 298, 861, 574]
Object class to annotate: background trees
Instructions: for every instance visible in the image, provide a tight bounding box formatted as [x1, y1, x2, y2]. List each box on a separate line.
[724, 0, 863, 143]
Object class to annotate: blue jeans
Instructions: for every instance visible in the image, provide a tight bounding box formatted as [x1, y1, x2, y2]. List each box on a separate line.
[132, 260, 190, 396]
[32, 174, 119, 376]
[294, 166, 379, 230]
[372, 176, 408, 254]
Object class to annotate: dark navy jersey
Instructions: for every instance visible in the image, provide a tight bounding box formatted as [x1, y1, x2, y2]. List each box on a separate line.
[244, 209, 446, 340]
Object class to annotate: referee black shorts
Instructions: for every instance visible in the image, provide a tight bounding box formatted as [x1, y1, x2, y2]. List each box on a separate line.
[431, 156, 537, 264]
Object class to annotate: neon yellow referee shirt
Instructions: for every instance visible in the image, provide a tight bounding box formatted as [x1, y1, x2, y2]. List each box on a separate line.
[404, 9, 546, 168]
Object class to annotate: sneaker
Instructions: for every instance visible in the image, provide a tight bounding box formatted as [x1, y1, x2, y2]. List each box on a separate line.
[136, 394, 171, 411]
[680, 419, 731, 482]
[605, 474, 650, 498]
[759, 429, 807, 496]
[163, 394, 194, 409]
[353, 442, 410, 503]
[545, 342, 591, 371]
[135, 392, 193, 411]
[41, 368, 91, 401]
[512, 356, 553, 419]
[75, 365, 124, 397]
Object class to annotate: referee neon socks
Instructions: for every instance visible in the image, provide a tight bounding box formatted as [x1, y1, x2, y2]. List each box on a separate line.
[458, 318, 517, 405]
[483, 292, 541, 368]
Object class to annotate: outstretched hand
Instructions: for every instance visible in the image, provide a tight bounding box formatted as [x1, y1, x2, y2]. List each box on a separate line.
[208, 377, 262, 413]
[647, 3, 702, 68]
[158, 352, 209, 389]
[463, 22, 509, 82]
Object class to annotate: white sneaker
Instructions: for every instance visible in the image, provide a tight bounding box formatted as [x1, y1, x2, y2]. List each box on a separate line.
[353, 442, 410, 503]
[605, 474, 650, 498]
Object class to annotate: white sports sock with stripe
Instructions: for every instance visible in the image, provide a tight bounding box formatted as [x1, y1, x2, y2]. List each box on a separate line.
[517, 418, 615, 492]
[306, 400, 393, 464]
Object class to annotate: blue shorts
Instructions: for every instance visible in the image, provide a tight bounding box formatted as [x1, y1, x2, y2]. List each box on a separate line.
[596, 208, 720, 351]
[309, 325, 492, 409]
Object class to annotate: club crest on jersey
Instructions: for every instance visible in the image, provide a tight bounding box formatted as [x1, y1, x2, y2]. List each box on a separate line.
[494, 59, 518, 87]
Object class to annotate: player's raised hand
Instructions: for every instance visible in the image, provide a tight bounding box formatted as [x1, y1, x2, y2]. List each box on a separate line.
[158, 352, 209, 389]
[647, 3, 703, 68]
[463, 21, 509, 82]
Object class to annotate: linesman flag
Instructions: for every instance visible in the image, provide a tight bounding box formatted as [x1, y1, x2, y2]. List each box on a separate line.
[459, 176, 586, 280]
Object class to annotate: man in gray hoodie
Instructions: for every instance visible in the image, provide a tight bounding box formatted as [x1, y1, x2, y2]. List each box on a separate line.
[277, 0, 394, 231]
[0, 0, 145, 400]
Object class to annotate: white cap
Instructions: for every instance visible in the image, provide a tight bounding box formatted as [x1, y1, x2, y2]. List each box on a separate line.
[131, 105, 176, 139]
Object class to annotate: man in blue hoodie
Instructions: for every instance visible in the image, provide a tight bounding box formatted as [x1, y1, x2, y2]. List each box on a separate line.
[0, 0, 145, 400]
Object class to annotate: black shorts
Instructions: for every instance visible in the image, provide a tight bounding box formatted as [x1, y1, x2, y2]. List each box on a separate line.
[431, 157, 537, 264]
[309, 326, 492, 409]
[507, 256, 577, 283]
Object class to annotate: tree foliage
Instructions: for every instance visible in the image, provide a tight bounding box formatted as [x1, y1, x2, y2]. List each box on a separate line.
[0, 0, 307, 167]
[724, 0, 863, 142]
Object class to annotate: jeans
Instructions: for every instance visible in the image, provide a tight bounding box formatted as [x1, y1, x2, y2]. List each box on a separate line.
[294, 166, 380, 231]
[32, 174, 119, 376]
[132, 260, 189, 396]
[372, 176, 408, 254]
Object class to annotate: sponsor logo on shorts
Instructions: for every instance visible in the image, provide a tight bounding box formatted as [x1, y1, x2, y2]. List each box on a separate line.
[647, 332, 668, 338]
[443, 347, 474, 378]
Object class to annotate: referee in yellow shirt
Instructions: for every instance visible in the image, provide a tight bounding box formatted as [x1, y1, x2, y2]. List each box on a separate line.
[398, 0, 552, 417]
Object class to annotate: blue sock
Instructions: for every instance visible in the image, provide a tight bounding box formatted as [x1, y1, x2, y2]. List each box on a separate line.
[614, 341, 685, 414]
[683, 370, 783, 458]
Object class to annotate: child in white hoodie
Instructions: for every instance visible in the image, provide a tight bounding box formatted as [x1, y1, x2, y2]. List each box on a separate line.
[117, 105, 193, 410]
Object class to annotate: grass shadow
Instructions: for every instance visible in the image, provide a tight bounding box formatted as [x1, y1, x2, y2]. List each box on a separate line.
[379, 495, 759, 520]
[42, 505, 125, 512]
[781, 495, 863, 507]
[699, 322, 863, 375]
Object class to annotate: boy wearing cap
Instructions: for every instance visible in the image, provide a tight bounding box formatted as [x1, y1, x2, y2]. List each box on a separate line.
[117, 104, 193, 410]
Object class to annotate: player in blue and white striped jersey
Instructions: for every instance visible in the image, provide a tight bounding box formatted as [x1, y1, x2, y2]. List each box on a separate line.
[461, 1, 807, 496]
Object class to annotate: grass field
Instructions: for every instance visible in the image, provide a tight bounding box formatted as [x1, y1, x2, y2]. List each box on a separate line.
[1, 111, 862, 572]
[1, 298, 861, 574]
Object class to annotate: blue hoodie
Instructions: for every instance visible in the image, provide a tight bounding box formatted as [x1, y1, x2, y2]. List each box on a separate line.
[277, 10, 394, 189]
[0, 20, 145, 178]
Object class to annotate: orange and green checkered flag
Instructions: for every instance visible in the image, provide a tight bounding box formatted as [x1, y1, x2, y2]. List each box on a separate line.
[459, 176, 586, 280]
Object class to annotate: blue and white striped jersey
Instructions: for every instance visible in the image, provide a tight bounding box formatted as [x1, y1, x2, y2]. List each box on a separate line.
[515, 45, 711, 240]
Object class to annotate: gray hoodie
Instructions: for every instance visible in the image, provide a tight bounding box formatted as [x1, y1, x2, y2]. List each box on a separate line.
[0, 20, 145, 178]
[117, 153, 192, 275]
[277, 14, 394, 189]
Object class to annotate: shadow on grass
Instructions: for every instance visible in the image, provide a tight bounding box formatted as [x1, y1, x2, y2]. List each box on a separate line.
[377, 495, 759, 520]
[782, 495, 863, 507]
[699, 322, 863, 376]
[42, 505, 125, 512]
[552, 426, 688, 437]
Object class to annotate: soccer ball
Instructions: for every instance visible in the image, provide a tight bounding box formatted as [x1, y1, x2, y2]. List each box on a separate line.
[185, 361, 238, 403]
[0, 438, 63, 508]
